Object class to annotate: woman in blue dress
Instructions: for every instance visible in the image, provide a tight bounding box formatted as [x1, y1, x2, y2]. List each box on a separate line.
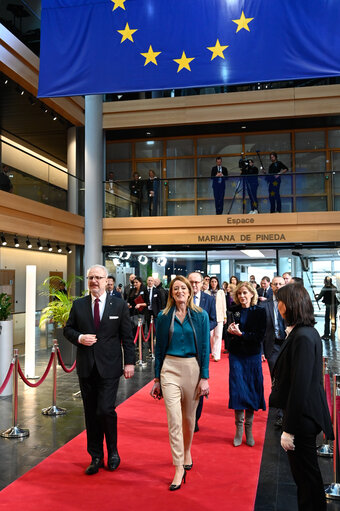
[226, 281, 266, 447]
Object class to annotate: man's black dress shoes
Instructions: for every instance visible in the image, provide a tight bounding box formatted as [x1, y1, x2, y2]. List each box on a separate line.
[85, 457, 104, 475]
[107, 453, 121, 471]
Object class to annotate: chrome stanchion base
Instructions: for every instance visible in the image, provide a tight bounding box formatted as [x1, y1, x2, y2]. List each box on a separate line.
[317, 443, 333, 457]
[42, 405, 67, 416]
[136, 360, 148, 368]
[325, 483, 340, 500]
[0, 425, 29, 438]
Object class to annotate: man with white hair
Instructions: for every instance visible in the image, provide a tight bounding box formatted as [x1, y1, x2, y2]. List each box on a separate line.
[64, 264, 135, 475]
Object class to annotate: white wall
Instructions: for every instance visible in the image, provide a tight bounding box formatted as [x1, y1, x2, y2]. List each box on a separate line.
[0, 247, 67, 313]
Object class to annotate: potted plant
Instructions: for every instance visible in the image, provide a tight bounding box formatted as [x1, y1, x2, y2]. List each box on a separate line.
[0, 293, 13, 397]
[39, 276, 82, 365]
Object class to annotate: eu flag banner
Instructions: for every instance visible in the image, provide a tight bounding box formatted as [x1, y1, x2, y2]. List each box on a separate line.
[38, 0, 340, 98]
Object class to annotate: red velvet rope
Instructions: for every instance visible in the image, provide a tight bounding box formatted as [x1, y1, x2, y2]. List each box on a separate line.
[0, 362, 14, 395]
[141, 323, 152, 343]
[133, 325, 140, 344]
[325, 373, 332, 421]
[57, 349, 76, 373]
[18, 353, 54, 388]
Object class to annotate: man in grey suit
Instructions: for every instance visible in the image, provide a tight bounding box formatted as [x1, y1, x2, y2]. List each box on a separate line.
[262, 275, 286, 427]
[64, 264, 135, 475]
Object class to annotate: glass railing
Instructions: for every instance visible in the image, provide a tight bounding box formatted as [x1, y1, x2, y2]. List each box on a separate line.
[1, 163, 85, 214]
[104, 170, 340, 217]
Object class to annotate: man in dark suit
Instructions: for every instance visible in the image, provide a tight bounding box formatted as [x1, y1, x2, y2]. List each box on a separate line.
[188, 272, 217, 431]
[123, 273, 136, 300]
[145, 276, 162, 351]
[211, 156, 228, 215]
[262, 275, 285, 427]
[64, 264, 135, 475]
[257, 276, 273, 302]
[107, 275, 122, 298]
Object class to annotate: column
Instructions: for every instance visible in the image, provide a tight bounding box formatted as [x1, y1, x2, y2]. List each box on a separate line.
[84, 95, 103, 272]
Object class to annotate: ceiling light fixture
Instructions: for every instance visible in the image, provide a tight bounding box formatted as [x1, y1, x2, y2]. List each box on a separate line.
[66, 245, 72, 254]
[240, 249, 265, 258]
[56, 244, 62, 253]
[26, 237, 32, 249]
[1, 233, 7, 246]
[138, 255, 148, 265]
[37, 239, 43, 250]
[47, 240, 52, 252]
[14, 236, 20, 247]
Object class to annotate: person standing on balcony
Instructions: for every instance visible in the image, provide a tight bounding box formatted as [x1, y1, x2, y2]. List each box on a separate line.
[129, 172, 143, 216]
[211, 156, 228, 215]
[146, 169, 160, 216]
[266, 152, 288, 213]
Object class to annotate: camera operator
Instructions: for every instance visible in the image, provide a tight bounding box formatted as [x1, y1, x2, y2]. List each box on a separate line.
[266, 152, 288, 213]
[239, 157, 259, 214]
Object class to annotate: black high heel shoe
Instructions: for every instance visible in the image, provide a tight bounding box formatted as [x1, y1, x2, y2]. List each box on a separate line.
[183, 461, 193, 471]
[169, 468, 187, 491]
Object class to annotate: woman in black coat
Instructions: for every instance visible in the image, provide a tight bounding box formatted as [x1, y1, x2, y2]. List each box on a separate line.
[270, 283, 333, 511]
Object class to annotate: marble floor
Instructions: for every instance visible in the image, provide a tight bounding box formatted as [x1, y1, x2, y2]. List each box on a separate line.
[0, 318, 340, 510]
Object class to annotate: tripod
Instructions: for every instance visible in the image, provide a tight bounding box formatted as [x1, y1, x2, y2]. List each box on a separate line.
[227, 175, 257, 215]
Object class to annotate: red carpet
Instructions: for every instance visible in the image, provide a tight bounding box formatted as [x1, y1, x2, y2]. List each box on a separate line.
[0, 355, 271, 511]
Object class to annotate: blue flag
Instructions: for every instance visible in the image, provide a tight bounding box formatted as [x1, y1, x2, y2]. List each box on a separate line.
[38, 0, 340, 98]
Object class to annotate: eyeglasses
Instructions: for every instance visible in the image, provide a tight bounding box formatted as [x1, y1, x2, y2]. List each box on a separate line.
[87, 276, 106, 281]
[189, 281, 201, 285]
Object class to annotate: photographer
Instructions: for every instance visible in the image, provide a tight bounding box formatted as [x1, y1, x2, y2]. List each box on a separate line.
[239, 157, 259, 214]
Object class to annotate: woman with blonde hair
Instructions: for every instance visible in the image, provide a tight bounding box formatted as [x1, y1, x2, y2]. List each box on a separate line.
[226, 281, 266, 447]
[150, 276, 210, 491]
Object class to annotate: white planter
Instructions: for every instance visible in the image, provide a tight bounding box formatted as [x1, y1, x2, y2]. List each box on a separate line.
[0, 319, 13, 397]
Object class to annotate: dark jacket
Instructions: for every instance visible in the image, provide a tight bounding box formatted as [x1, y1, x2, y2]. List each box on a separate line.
[257, 286, 273, 301]
[145, 286, 162, 320]
[262, 299, 285, 359]
[64, 294, 135, 378]
[269, 325, 333, 438]
[199, 292, 217, 331]
[316, 286, 339, 307]
[155, 307, 210, 379]
[226, 305, 266, 357]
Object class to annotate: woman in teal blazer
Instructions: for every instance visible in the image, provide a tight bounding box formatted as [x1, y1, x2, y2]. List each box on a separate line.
[151, 276, 210, 491]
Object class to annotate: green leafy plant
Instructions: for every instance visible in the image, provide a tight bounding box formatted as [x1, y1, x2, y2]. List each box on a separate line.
[0, 293, 12, 321]
[39, 275, 83, 328]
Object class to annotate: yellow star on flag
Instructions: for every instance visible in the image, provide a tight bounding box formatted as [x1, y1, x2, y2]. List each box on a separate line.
[111, 0, 126, 11]
[173, 51, 195, 72]
[117, 22, 138, 43]
[207, 39, 229, 60]
[232, 11, 254, 33]
[140, 45, 161, 66]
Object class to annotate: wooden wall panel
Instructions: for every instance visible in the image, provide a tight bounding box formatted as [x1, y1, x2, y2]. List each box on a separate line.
[0, 192, 84, 245]
[103, 85, 340, 130]
[103, 212, 340, 247]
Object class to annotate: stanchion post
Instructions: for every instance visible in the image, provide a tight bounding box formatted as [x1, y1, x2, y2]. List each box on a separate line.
[42, 340, 66, 416]
[150, 315, 155, 361]
[0, 349, 29, 438]
[325, 374, 340, 499]
[318, 357, 333, 457]
[136, 318, 147, 368]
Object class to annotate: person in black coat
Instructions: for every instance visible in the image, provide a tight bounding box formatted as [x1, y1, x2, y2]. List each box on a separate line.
[64, 265, 135, 475]
[129, 172, 143, 216]
[316, 276, 339, 339]
[266, 152, 288, 213]
[269, 283, 333, 511]
[211, 156, 228, 215]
